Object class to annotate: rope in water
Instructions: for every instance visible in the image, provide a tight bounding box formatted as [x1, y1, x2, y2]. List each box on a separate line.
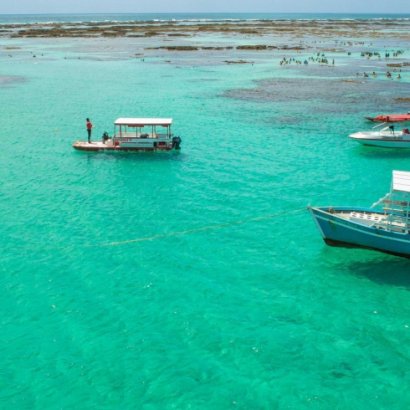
[95, 207, 306, 248]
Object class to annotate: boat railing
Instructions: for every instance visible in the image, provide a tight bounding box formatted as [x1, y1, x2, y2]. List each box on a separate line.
[372, 122, 387, 129]
[387, 202, 410, 233]
[382, 199, 410, 208]
[371, 193, 390, 208]
[113, 132, 170, 140]
[378, 126, 410, 136]
[372, 192, 410, 233]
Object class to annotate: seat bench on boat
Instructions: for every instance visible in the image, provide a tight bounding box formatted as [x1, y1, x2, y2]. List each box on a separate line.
[349, 211, 383, 226]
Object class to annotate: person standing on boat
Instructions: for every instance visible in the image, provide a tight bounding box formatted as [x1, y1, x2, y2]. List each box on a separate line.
[86, 118, 93, 143]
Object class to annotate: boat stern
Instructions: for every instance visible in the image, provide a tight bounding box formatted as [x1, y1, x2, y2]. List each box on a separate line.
[72, 141, 108, 151]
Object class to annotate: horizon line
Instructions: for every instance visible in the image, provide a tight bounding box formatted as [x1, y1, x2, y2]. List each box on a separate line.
[1, 11, 409, 16]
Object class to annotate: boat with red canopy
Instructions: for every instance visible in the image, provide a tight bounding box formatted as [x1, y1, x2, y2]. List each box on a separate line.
[366, 113, 410, 123]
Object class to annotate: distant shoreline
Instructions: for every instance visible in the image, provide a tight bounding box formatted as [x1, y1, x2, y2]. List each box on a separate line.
[1, 12, 410, 17]
[1, 18, 410, 40]
[1, 12, 410, 25]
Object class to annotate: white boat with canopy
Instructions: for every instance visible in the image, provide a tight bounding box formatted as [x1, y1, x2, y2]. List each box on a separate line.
[73, 118, 181, 152]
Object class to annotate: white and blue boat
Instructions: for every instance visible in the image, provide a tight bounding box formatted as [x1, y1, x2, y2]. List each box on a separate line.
[349, 125, 410, 148]
[308, 170, 410, 258]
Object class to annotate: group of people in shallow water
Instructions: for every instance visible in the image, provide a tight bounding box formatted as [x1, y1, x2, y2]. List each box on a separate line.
[386, 71, 402, 79]
[358, 70, 402, 79]
[278, 47, 405, 82]
[360, 50, 404, 59]
[279, 53, 335, 67]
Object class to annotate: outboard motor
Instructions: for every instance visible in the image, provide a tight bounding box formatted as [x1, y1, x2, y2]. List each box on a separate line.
[172, 136, 182, 150]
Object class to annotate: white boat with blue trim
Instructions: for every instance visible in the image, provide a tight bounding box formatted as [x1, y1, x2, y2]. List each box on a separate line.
[349, 125, 410, 148]
[73, 118, 181, 152]
[308, 170, 410, 258]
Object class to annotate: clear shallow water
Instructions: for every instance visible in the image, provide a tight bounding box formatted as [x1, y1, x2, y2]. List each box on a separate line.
[1, 20, 410, 409]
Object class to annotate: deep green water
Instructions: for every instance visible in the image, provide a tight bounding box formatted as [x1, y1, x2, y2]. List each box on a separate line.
[1, 30, 410, 409]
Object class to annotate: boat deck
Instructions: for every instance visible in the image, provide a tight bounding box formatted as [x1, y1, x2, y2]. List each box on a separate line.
[336, 209, 409, 233]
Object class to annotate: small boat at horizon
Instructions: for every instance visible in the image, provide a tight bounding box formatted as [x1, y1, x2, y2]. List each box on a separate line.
[366, 113, 410, 123]
[309, 170, 410, 258]
[349, 125, 410, 148]
[73, 118, 182, 152]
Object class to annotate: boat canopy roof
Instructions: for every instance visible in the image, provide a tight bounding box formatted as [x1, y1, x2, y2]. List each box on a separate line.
[114, 118, 172, 127]
[392, 170, 410, 193]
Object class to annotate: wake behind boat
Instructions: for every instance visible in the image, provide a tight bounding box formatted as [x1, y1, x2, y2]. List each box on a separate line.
[366, 113, 410, 123]
[73, 118, 181, 152]
[309, 170, 410, 258]
[349, 125, 410, 148]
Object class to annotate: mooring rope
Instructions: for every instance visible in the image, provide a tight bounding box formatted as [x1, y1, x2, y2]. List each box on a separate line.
[94, 207, 306, 248]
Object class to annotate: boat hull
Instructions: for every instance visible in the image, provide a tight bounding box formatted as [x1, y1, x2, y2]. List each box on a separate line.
[366, 114, 410, 123]
[72, 141, 178, 152]
[308, 206, 410, 258]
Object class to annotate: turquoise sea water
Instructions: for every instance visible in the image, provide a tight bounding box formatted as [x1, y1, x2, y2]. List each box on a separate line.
[1, 12, 410, 24]
[1, 15, 410, 409]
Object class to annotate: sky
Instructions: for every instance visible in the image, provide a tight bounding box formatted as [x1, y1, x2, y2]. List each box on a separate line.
[0, 0, 409, 14]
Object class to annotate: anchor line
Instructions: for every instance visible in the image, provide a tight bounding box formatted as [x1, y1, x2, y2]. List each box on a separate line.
[93, 207, 306, 248]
